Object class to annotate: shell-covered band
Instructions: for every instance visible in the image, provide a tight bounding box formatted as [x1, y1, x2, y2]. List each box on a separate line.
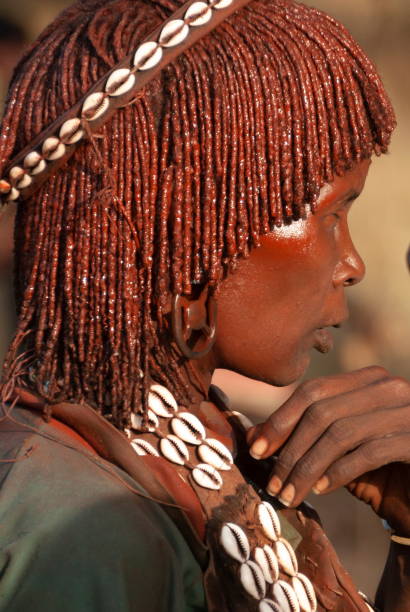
[0, 0, 252, 212]
[129, 382, 375, 612]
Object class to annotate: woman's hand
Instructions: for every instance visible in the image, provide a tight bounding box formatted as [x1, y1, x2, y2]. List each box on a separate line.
[247, 366, 410, 535]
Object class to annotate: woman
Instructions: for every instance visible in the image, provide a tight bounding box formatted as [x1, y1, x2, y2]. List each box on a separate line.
[0, 0, 409, 610]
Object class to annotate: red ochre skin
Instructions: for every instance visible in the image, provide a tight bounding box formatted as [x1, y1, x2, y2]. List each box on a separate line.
[213, 160, 368, 388]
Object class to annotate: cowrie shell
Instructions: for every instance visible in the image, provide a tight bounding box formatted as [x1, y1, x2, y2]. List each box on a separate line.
[160, 435, 189, 466]
[254, 545, 279, 583]
[131, 409, 159, 432]
[192, 463, 222, 490]
[7, 187, 20, 201]
[59, 118, 84, 145]
[259, 600, 282, 612]
[134, 41, 163, 71]
[257, 502, 281, 541]
[24, 151, 41, 168]
[220, 522, 250, 563]
[159, 19, 189, 48]
[293, 574, 317, 612]
[184, 2, 212, 26]
[275, 537, 298, 577]
[291, 576, 315, 612]
[106, 68, 136, 97]
[24, 152, 47, 176]
[211, 0, 233, 8]
[148, 394, 174, 418]
[42, 137, 66, 161]
[0, 180, 11, 195]
[240, 560, 266, 600]
[171, 412, 206, 445]
[30, 160, 47, 175]
[149, 384, 178, 417]
[198, 438, 233, 471]
[9, 167, 32, 190]
[131, 438, 160, 457]
[9, 166, 24, 182]
[82, 92, 109, 121]
[150, 384, 178, 409]
[272, 581, 300, 612]
[17, 174, 32, 189]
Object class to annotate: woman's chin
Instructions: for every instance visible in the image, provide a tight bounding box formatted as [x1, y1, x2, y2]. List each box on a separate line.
[231, 354, 311, 388]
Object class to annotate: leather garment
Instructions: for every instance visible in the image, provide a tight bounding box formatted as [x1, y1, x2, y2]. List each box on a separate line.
[7, 386, 371, 611]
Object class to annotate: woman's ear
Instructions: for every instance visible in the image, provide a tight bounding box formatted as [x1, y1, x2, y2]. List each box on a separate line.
[171, 287, 217, 360]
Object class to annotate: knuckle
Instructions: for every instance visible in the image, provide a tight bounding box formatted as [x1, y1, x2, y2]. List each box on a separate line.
[266, 415, 288, 440]
[326, 420, 350, 445]
[298, 379, 324, 403]
[275, 452, 296, 474]
[267, 415, 284, 435]
[305, 400, 331, 428]
[292, 458, 316, 481]
[331, 460, 351, 483]
[360, 441, 377, 463]
[357, 441, 381, 470]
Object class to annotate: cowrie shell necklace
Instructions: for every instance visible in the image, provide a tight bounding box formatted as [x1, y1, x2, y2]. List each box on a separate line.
[126, 383, 318, 611]
[126, 382, 375, 612]
[220, 501, 318, 612]
[126, 382, 233, 491]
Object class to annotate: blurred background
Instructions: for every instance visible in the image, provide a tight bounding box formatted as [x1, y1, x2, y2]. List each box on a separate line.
[0, 0, 409, 600]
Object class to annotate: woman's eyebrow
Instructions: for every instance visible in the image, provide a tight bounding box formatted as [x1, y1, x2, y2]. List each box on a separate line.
[336, 190, 361, 208]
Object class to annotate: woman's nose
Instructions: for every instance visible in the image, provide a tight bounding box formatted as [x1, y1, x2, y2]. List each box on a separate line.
[333, 235, 366, 288]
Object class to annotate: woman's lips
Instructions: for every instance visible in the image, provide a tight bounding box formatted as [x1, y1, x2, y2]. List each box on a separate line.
[313, 327, 334, 353]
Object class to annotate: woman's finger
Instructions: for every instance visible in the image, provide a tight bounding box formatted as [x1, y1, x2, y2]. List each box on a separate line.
[249, 366, 388, 459]
[266, 378, 410, 496]
[268, 405, 410, 506]
[315, 433, 410, 495]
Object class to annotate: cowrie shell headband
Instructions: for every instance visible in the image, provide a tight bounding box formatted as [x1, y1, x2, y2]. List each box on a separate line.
[0, 0, 251, 212]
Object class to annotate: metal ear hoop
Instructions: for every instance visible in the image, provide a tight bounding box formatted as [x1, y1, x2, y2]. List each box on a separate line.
[172, 292, 217, 360]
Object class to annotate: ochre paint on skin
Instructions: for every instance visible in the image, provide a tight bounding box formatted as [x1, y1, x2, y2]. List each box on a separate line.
[213, 161, 369, 387]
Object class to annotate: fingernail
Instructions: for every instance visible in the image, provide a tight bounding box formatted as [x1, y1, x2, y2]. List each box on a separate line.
[267, 476, 282, 496]
[312, 476, 329, 494]
[278, 483, 295, 507]
[250, 438, 268, 459]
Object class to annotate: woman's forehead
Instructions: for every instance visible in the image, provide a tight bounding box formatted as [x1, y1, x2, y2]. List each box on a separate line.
[313, 159, 371, 215]
[257, 159, 372, 247]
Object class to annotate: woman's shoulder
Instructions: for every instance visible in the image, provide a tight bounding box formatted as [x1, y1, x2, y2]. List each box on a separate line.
[0, 406, 205, 612]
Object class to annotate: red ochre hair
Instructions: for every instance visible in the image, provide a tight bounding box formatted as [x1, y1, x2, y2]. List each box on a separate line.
[0, 0, 395, 429]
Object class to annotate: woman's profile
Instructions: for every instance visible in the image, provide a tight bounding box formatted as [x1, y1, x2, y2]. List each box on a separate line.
[0, 0, 409, 610]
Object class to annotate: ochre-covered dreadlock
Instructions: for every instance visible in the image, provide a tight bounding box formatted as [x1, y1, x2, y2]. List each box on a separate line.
[0, 0, 395, 429]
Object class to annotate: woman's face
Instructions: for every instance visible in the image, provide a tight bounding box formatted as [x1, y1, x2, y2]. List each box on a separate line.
[213, 160, 370, 386]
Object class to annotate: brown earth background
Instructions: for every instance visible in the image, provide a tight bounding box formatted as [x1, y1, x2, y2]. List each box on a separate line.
[0, 0, 409, 600]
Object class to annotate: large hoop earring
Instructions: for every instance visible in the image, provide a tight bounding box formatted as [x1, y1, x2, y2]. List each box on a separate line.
[171, 290, 217, 360]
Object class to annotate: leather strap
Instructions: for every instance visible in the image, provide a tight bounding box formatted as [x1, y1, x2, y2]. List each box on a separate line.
[9, 386, 371, 610]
